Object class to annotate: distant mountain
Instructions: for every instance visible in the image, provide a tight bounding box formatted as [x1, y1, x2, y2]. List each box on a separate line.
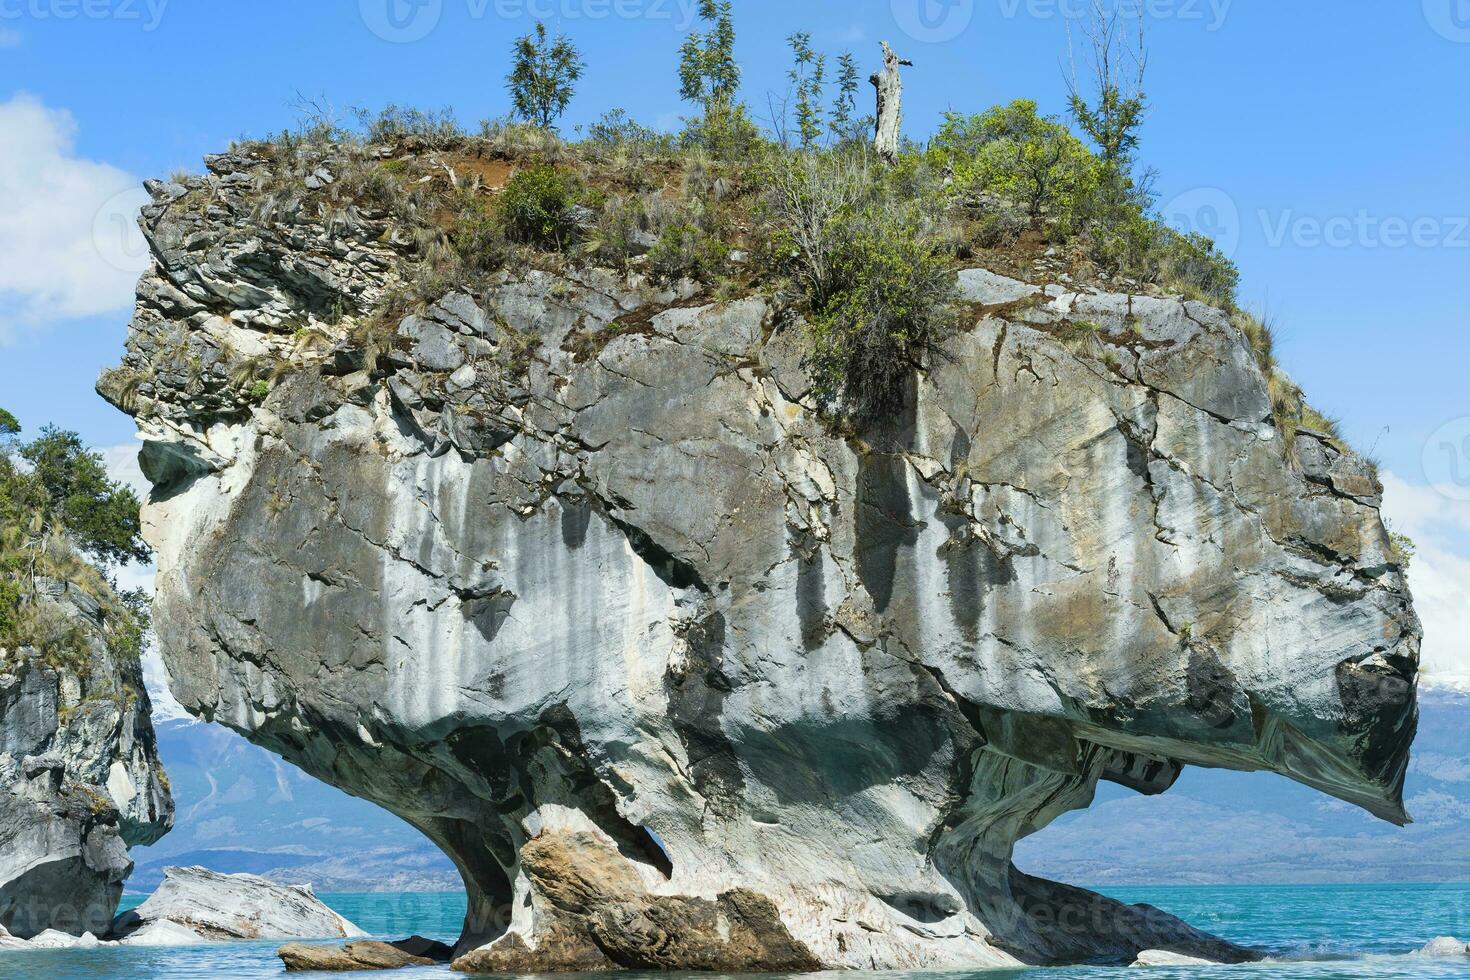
[126, 719, 457, 894]
[1015, 691, 1470, 885]
[134, 693, 1470, 894]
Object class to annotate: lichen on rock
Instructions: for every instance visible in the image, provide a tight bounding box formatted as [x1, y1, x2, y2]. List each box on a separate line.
[101, 141, 1418, 971]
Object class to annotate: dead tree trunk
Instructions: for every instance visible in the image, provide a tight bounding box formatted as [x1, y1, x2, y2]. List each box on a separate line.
[870, 41, 913, 164]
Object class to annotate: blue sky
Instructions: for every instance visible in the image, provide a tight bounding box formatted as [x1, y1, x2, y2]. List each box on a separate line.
[2, 0, 1469, 684]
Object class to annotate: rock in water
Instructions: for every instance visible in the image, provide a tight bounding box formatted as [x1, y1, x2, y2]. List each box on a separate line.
[1132, 948, 1221, 966]
[108, 866, 365, 943]
[278, 939, 440, 972]
[1419, 936, 1470, 957]
[0, 579, 173, 939]
[100, 152, 1419, 970]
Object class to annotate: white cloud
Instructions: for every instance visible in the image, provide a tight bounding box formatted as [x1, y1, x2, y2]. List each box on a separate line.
[1381, 471, 1470, 692]
[0, 94, 146, 342]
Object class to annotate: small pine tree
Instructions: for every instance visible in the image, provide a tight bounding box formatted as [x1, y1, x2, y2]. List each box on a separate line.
[507, 22, 585, 131]
[829, 52, 861, 144]
[678, 0, 740, 109]
[676, 0, 756, 158]
[787, 32, 827, 150]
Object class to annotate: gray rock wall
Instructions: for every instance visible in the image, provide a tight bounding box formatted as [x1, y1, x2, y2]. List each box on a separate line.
[0, 580, 173, 938]
[101, 149, 1418, 969]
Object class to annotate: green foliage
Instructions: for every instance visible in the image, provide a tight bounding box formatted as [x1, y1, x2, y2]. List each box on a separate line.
[932, 101, 1099, 222]
[766, 152, 955, 426]
[1389, 531, 1417, 570]
[649, 215, 729, 283]
[507, 22, 585, 131]
[248, 379, 271, 402]
[678, 1, 760, 159]
[0, 414, 151, 664]
[1068, 81, 1146, 173]
[678, 0, 740, 108]
[11, 426, 148, 568]
[806, 204, 955, 425]
[498, 165, 586, 250]
[110, 586, 153, 661]
[829, 52, 867, 146]
[787, 32, 827, 150]
[0, 408, 18, 436]
[583, 108, 667, 151]
[0, 578, 19, 639]
[681, 101, 763, 160]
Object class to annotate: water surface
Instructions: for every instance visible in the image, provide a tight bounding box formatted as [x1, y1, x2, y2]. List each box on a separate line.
[7, 883, 1470, 979]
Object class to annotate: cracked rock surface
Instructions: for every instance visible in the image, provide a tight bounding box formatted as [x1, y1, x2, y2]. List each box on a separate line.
[0, 580, 173, 939]
[100, 150, 1419, 970]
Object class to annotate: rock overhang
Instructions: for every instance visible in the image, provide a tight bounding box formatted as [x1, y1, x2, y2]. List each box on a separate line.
[100, 147, 1419, 968]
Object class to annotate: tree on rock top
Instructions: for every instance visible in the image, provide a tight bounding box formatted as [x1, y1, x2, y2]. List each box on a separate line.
[507, 22, 584, 131]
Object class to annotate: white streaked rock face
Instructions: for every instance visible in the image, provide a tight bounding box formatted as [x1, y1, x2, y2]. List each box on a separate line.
[100, 152, 1419, 970]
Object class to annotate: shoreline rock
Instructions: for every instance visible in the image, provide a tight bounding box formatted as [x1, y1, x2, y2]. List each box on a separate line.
[279, 938, 449, 972]
[108, 866, 365, 944]
[0, 581, 173, 940]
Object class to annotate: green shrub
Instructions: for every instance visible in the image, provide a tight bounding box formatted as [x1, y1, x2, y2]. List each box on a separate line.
[1151, 227, 1240, 307]
[649, 217, 729, 282]
[932, 101, 1100, 224]
[802, 202, 955, 425]
[498, 165, 586, 249]
[585, 108, 664, 149]
[680, 101, 764, 160]
[584, 194, 648, 268]
[0, 578, 19, 640]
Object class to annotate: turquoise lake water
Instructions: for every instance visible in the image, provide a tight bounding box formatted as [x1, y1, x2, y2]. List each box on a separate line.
[7, 883, 1470, 978]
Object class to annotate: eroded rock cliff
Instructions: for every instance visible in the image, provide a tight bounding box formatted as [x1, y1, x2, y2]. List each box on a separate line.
[0, 579, 173, 939]
[100, 146, 1419, 969]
